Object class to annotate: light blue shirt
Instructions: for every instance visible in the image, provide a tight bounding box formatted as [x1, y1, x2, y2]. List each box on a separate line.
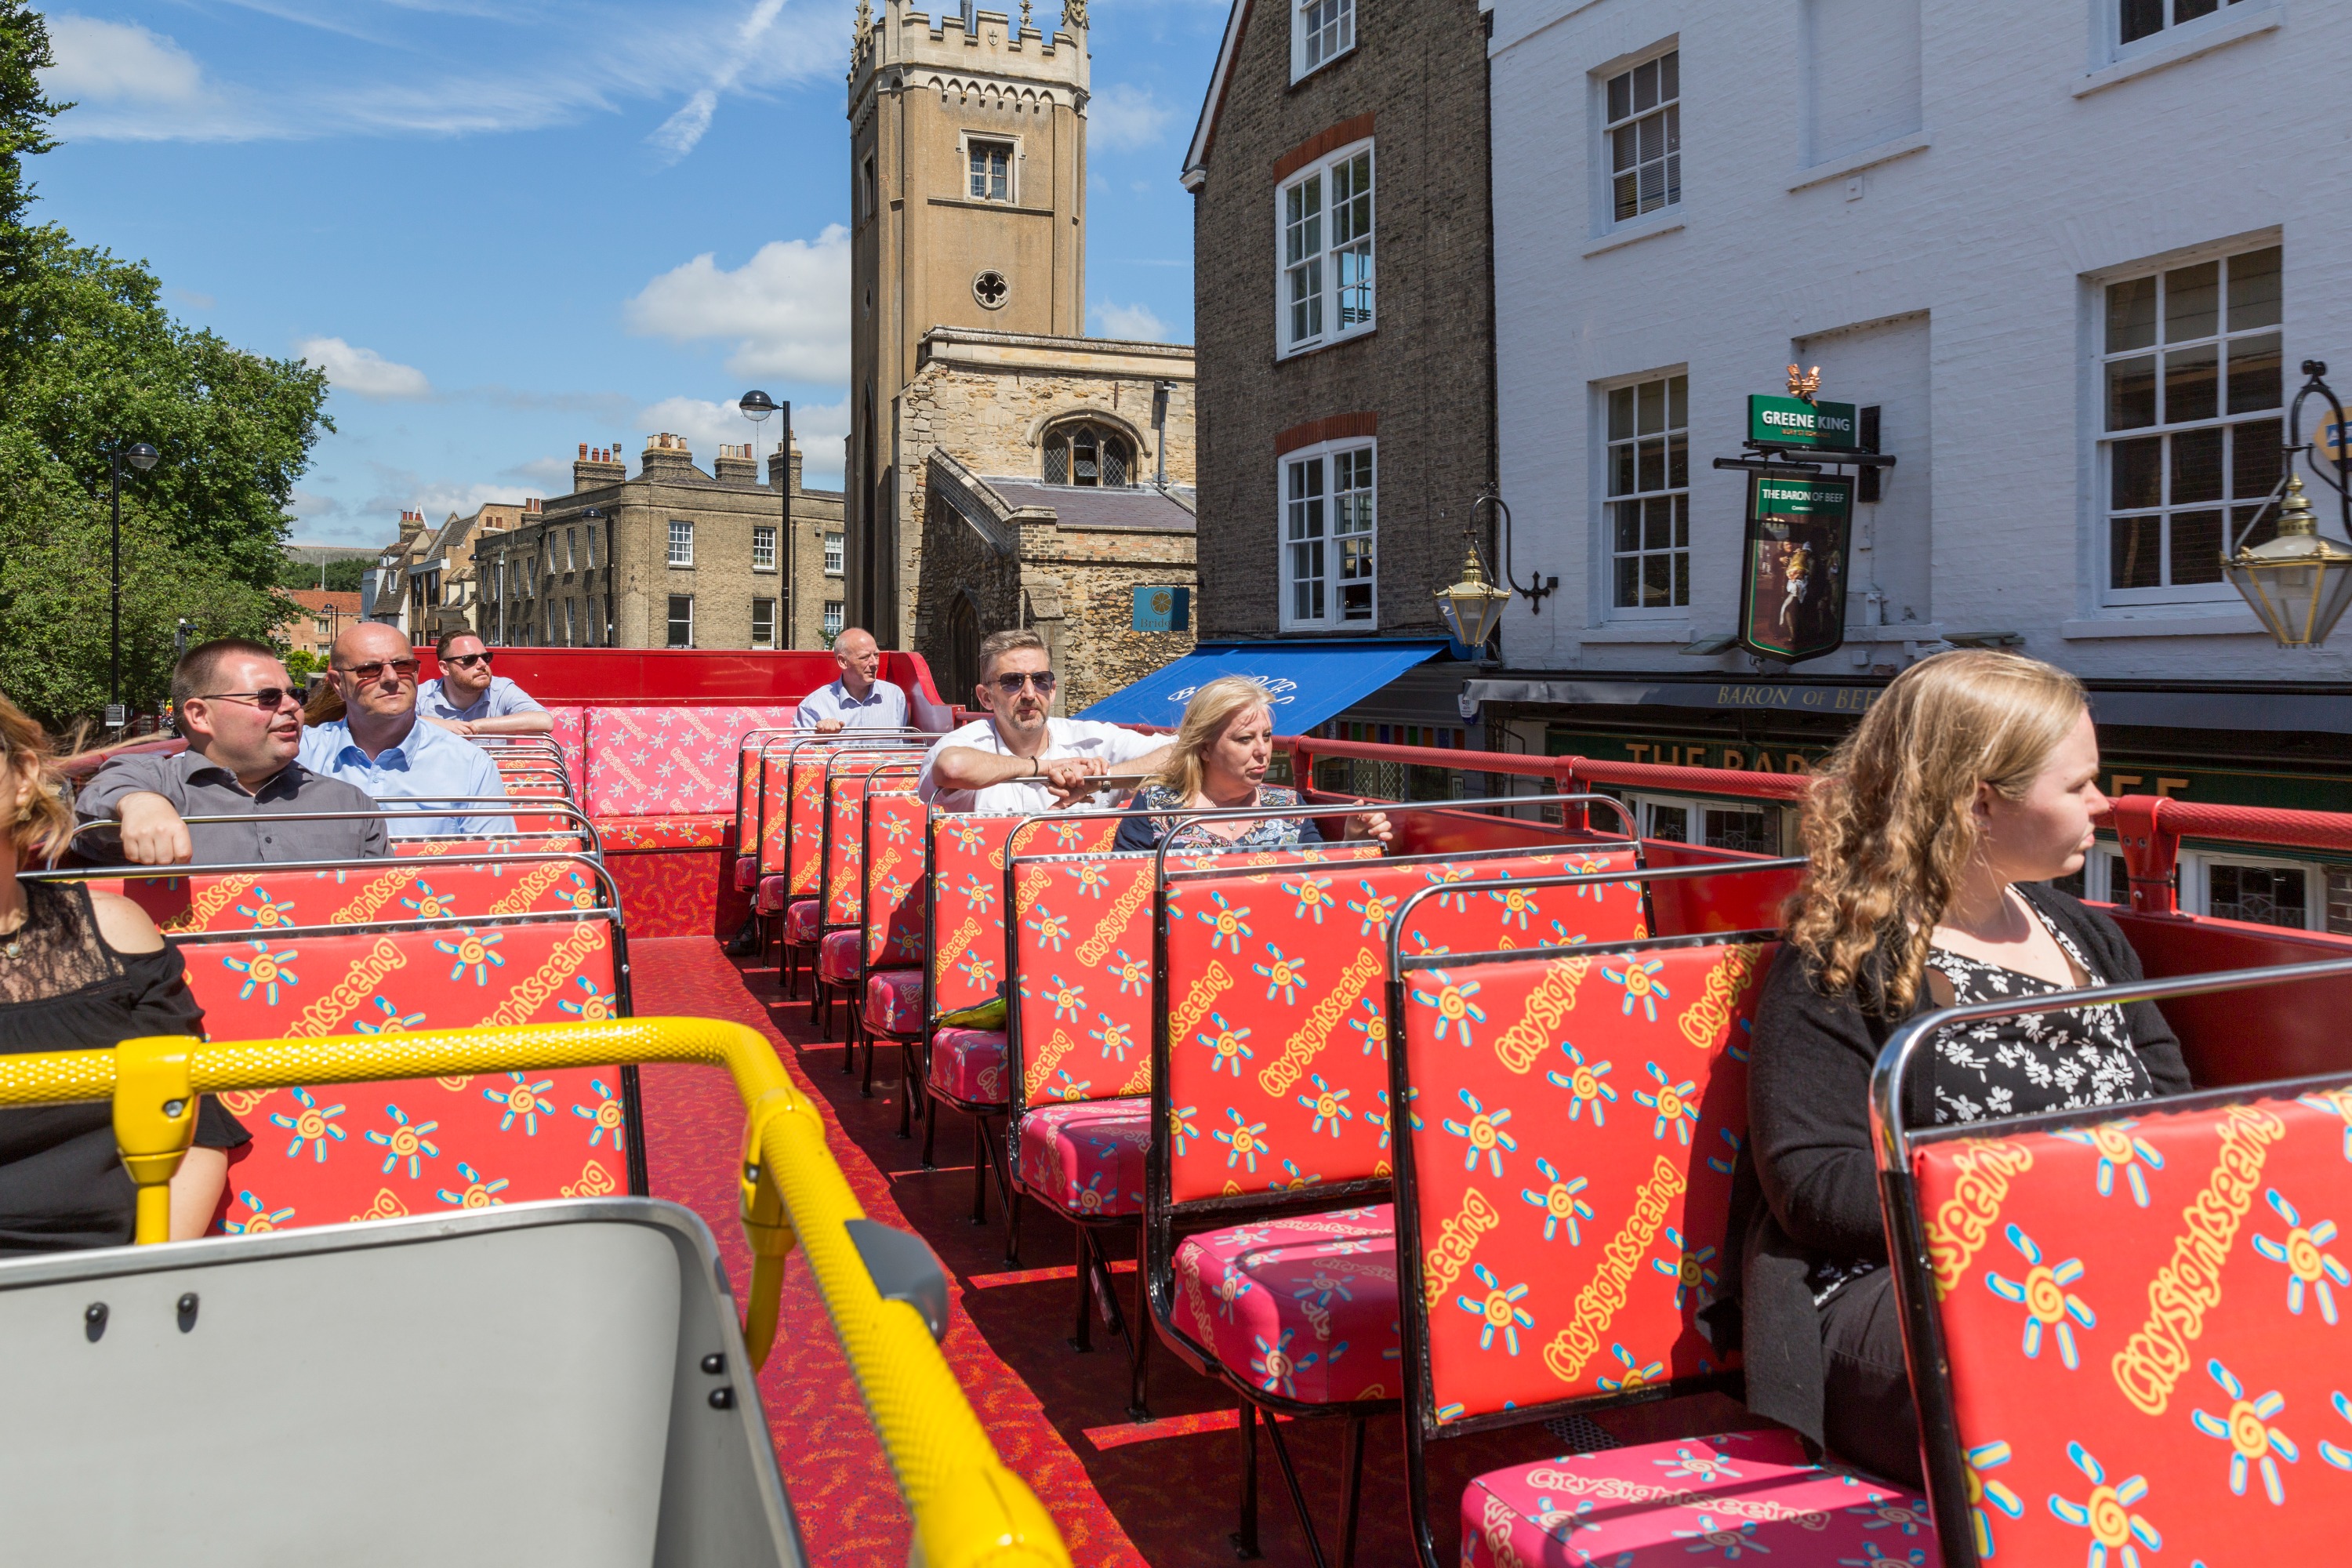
[796, 677, 910, 731]
[297, 715, 514, 837]
[418, 675, 546, 724]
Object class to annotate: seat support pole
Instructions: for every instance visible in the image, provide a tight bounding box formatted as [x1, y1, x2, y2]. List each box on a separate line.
[1231, 1399, 1261, 1560]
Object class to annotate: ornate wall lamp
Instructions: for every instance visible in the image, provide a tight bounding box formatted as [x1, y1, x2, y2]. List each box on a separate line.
[2221, 361, 2352, 648]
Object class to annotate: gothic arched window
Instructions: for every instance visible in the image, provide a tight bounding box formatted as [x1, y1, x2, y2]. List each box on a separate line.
[1043, 421, 1134, 488]
[946, 594, 983, 704]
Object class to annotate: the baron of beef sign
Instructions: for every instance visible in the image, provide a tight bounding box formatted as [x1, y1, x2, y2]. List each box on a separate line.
[1738, 473, 1853, 663]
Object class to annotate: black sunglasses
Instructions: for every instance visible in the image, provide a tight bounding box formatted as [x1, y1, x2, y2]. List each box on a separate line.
[337, 658, 420, 682]
[990, 671, 1057, 694]
[445, 652, 495, 670]
[197, 688, 303, 710]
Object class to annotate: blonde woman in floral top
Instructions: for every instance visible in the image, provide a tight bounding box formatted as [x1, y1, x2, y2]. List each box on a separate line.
[1113, 677, 1393, 855]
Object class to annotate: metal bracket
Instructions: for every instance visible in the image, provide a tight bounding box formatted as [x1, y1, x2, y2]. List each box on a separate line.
[846, 1218, 951, 1342]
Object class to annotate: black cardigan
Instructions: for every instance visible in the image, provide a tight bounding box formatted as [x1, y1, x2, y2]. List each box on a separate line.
[1732, 881, 2190, 1447]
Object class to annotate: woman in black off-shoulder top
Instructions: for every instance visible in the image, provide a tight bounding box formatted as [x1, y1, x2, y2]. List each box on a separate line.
[0, 695, 247, 1251]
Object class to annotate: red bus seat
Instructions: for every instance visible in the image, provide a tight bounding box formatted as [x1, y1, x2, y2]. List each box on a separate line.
[1144, 800, 1648, 1560]
[169, 898, 639, 1233]
[921, 813, 1023, 1221]
[119, 857, 609, 935]
[1881, 960, 2352, 1565]
[811, 750, 924, 1059]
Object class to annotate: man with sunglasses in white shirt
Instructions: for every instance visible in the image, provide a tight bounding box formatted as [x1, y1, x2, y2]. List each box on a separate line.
[77, 639, 390, 865]
[417, 632, 552, 736]
[919, 629, 1174, 814]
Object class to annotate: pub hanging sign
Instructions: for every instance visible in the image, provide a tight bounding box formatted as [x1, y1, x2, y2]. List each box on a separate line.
[1738, 472, 1853, 663]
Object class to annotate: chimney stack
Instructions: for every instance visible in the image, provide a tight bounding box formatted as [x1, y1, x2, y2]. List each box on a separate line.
[640, 430, 700, 481]
[573, 439, 627, 493]
[765, 438, 805, 504]
[713, 441, 761, 485]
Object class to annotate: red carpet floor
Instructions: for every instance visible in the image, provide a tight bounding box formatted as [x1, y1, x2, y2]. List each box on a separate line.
[631, 937, 1748, 1566]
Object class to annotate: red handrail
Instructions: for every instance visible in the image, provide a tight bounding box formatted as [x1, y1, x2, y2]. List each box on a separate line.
[1281, 735, 1813, 800]
[2108, 797, 2352, 916]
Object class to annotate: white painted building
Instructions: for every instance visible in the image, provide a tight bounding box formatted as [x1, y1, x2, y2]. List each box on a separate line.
[1478, 0, 2352, 923]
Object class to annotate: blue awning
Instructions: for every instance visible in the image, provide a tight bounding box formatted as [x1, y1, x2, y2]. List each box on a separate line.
[1076, 640, 1452, 732]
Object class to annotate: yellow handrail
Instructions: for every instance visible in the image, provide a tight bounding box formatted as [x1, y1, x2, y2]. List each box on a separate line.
[0, 1018, 1069, 1568]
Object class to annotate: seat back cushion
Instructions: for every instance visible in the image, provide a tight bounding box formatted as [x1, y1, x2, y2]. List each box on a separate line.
[1159, 848, 1648, 1207]
[123, 862, 606, 935]
[1390, 844, 1648, 956]
[1010, 851, 1160, 1108]
[176, 915, 632, 1232]
[1909, 1078, 2352, 1564]
[822, 754, 924, 928]
[1395, 938, 1772, 1426]
[583, 705, 796, 817]
[865, 789, 929, 968]
[394, 833, 585, 858]
[929, 815, 1018, 1023]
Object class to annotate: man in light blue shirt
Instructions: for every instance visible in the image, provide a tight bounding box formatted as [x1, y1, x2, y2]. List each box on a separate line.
[299, 623, 514, 837]
[796, 626, 910, 732]
[418, 631, 552, 736]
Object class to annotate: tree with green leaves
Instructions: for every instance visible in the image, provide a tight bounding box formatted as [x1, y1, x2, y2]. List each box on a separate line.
[0, 2, 333, 731]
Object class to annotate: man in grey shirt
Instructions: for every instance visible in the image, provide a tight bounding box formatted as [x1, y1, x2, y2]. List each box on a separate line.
[417, 631, 552, 736]
[77, 640, 389, 865]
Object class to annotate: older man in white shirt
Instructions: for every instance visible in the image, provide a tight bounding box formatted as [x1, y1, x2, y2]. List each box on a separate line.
[919, 629, 1173, 814]
[796, 627, 909, 733]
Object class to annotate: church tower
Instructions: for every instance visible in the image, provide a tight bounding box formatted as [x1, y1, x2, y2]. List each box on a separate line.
[846, 1, 1091, 646]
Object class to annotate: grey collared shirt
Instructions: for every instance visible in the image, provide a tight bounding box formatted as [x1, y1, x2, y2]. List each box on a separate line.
[74, 747, 390, 866]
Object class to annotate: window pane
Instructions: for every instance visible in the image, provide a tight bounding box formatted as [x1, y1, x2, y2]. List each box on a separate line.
[1673, 550, 1690, 605]
[1643, 495, 1672, 550]
[2174, 0, 2219, 23]
[1639, 113, 1664, 164]
[2120, 0, 2165, 41]
[1610, 441, 1636, 497]
[1674, 492, 1690, 546]
[1667, 434, 1688, 489]
[2227, 332, 2281, 414]
[2227, 246, 2283, 332]
[1668, 375, 1688, 430]
[2172, 425, 2224, 503]
[2169, 510, 2224, 584]
[1633, 58, 1657, 114]
[2112, 437, 2162, 509]
[2107, 275, 2158, 352]
[2162, 342, 2219, 425]
[1609, 386, 1635, 441]
[1615, 555, 1641, 607]
[2232, 419, 2283, 499]
[1613, 172, 1640, 224]
[2234, 502, 2279, 554]
[1642, 553, 1671, 605]
[1648, 804, 1689, 844]
[1704, 809, 1773, 855]
[1658, 49, 1679, 100]
[1638, 379, 1664, 435]
[2164, 260, 2220, 342]
[1607, 71, 1630, 124]
[1637, 437, 1664, 492]
[2209, 863, 2307, 928]
[1044, 437, 1068, 484]
[2106, 355, 2157, 430]
[1614, 501, 1642, 554]
[1613, 123, 1636, 174]
[2111, 514, 2163, 588]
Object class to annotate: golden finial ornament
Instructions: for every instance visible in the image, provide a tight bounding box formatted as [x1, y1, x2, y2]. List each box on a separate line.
[1787, 364, 1822, 404]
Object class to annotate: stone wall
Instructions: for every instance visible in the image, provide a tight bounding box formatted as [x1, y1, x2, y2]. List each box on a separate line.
[1189, 0, 1495, 642]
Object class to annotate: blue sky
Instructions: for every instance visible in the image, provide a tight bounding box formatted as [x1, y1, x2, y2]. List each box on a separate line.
[33, 0, 1225, 545]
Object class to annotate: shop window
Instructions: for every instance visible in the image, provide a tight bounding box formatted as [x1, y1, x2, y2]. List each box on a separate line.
[1044, 422, 1134, 488]
[2205, 861, 2307, 928]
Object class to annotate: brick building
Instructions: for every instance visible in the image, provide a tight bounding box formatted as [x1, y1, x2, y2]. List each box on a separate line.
[281, 589, 363, 660]
[1182, 0, 1498, 744]
[483, 437, 844, 651]
[362, 501, 532, 642]
[847, 2, 1200, 710]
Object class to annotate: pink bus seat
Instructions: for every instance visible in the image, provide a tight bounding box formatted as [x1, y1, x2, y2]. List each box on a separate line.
[115, 857, 610, 935]
[583, 704, 795, 817]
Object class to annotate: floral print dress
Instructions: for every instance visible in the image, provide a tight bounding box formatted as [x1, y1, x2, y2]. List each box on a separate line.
[1116, 783, 1325, 855]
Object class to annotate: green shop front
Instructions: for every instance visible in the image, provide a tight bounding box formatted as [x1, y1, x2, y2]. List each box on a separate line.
[1467, 671, 2352, 935]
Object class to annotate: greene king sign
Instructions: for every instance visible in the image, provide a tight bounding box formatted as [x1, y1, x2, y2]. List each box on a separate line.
[1748, 394, 1860, 450]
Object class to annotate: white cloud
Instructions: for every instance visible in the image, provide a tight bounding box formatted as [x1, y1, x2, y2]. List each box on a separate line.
[1093, 301, 1173, 343]
[170, 287, 216, 311]
[646, 0, 785, 158]
[625, 227, 852, 384]
[297, 337, 434, 401]
[1090, 82, 1174, 152]
[634, 394, 851, 490]
[43, 16, 208, 103]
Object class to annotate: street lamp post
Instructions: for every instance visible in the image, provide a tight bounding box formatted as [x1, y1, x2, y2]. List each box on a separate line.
[107, 441, 159, 729]
[739, 390, 794, 645]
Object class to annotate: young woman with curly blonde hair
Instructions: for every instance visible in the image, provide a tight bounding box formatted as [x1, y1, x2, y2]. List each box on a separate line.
[1735, 651, 2189, 1485]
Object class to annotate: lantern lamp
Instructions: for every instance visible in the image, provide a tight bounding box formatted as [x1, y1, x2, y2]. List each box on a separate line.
[2222, 473, 2352, 648]
[1434, 535, 1512, 653]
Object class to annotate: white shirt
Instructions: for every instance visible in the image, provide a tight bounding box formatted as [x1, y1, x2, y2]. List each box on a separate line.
[795, 677, 909, 731]
[418, 675, 545, 724]
[917, 717, 1163, 815]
